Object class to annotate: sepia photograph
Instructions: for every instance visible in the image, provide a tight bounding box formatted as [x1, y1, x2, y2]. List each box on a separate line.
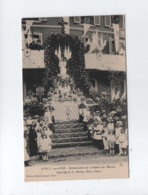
[22, 15, 128, 181]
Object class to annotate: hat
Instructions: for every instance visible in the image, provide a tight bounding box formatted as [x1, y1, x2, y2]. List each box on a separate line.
[95, 111, 101, 115]
[102, 110, 106, 114]
[121, 115, 127, 120]
[42, 125, 48, 130]
[114, 116, 120, 121]
[107, 117, 112, 122]
[102, 114, 107, 118]
[34, 115, 39, 119]
[102, 121, 107, 126]
[24, 126, 28, 131]
[116, 121, 123, 127]
[40, 121, 45, 126]
[26, 119, 32, 125]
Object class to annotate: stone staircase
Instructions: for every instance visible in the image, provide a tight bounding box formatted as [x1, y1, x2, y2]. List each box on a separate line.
[51, 121, 92, 149]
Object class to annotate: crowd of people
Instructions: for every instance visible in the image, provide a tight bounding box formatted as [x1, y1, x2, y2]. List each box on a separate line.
[24, 86, 128, 166]
[24, 103, 55, 166]
[79, 99, 128, 156]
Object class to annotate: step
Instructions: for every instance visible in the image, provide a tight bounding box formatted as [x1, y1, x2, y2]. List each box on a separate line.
[51, 132, 88, 138]
[52, 140, 93, 148]
[54, 123, 83, 129]
[55, 120, 79, 124]
[30, 146, 101, 160]
[51, 136, 88, 143]
[54, 128, 85, 134]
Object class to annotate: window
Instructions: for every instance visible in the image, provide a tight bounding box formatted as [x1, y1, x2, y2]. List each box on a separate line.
[104, 16, 111, 27]
[74, 17, 81, 23]
[32, 32, 43, 45]
[94, 16, 101, 26]
[81, 16, 93, 25]
[39, 18, 47, 21]
[119, 15, 125, 29]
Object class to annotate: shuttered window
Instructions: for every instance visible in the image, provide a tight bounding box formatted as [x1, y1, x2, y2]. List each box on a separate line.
[94, 16, 101, 26]
[104, 16, 111, 27]
[74, 17, 81, 23]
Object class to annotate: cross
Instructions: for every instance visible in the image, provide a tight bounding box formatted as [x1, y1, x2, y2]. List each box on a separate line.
[58, 18, 68, 34]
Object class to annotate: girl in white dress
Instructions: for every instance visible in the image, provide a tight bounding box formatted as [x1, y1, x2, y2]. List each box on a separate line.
[38, 134, 52, 161]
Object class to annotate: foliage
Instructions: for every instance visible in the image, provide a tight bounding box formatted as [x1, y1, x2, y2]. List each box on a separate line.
[43, 33, 89, 96]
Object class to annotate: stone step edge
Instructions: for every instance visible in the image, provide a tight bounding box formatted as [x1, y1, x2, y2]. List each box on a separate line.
[48, 151, 99, 158]
[52, 141, 93, 148]
[54, 123, 83, 127]
[52, 132, 87, 137]
[51, 136, 88, 143]
[55, 126, 84, 130]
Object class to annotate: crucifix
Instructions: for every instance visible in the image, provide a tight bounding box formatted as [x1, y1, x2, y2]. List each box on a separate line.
[58, 18, 68, 34]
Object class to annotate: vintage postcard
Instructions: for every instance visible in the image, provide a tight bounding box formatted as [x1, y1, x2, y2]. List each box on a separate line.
[22, 15, 128, 181]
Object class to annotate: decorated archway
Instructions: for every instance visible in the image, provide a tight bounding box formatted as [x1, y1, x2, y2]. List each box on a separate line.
[43, 33, 89, 96]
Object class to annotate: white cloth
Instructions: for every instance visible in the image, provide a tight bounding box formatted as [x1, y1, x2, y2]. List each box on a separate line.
[44, 111, 52, 124]
[107, 123, 114, 130]
[94, 115, 101, 121]
[83, 110, 90, 122]
[79, 108, 84, 115]
[38, 137, 52, 153]
[93, 125, 103, 140]
[107, 134, 116, 144]
[24, 138, 29, 161]
[43, 129, 53, 137]
[115, 127, 122, 144]
[118, 133, 128, 148]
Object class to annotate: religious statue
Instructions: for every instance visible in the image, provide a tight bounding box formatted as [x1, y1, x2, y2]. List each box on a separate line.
[58, 57, 69, 80]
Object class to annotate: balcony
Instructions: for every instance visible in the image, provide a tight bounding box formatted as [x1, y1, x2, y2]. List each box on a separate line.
[22, 50, 126, 72]
[23, 49, 45, 69]
[85, 53, 126, 72]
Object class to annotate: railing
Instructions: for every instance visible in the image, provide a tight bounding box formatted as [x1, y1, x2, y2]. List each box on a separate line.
[22, 49, 126, 72]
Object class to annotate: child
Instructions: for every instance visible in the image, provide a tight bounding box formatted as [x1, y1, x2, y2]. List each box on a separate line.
[24, 131, 30, 166]
[107, 129, 116, 155]
[42, 125, 53, 138]
[87, 121, 94, 140]
[102, 122, 109, 152]
[118, 128, 128, 155]
[78, 105, 84, 123]
[83, 107, 90, 131]
[115, 120, 123, 154]
[38, 133, 52, 161]
[93, 119, 103, 149]
[94, 111, 101, 121]
[44, 107, 55, 134]
[107, 117, 114, 131]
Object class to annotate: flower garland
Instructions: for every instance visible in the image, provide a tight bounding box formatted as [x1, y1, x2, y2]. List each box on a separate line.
[43, 33, 89, 96]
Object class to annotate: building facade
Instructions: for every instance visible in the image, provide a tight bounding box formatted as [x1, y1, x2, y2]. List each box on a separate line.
[22, 15, 126, 102]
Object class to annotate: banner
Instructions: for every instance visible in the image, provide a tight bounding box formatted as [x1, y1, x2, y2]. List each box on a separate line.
[112, 23, 119, 53]
[82, 24, 91, 37]
[24, 20, 34, 34]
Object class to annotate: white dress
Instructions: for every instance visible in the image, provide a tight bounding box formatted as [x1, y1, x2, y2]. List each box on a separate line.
[24, 138, 29, 161]
[118, 134, 128, 148]
[59, 61, 68, 79]
[38, 138, 52, 153]
[44, 111, 52, 124]
[93, 125, 103, 140]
